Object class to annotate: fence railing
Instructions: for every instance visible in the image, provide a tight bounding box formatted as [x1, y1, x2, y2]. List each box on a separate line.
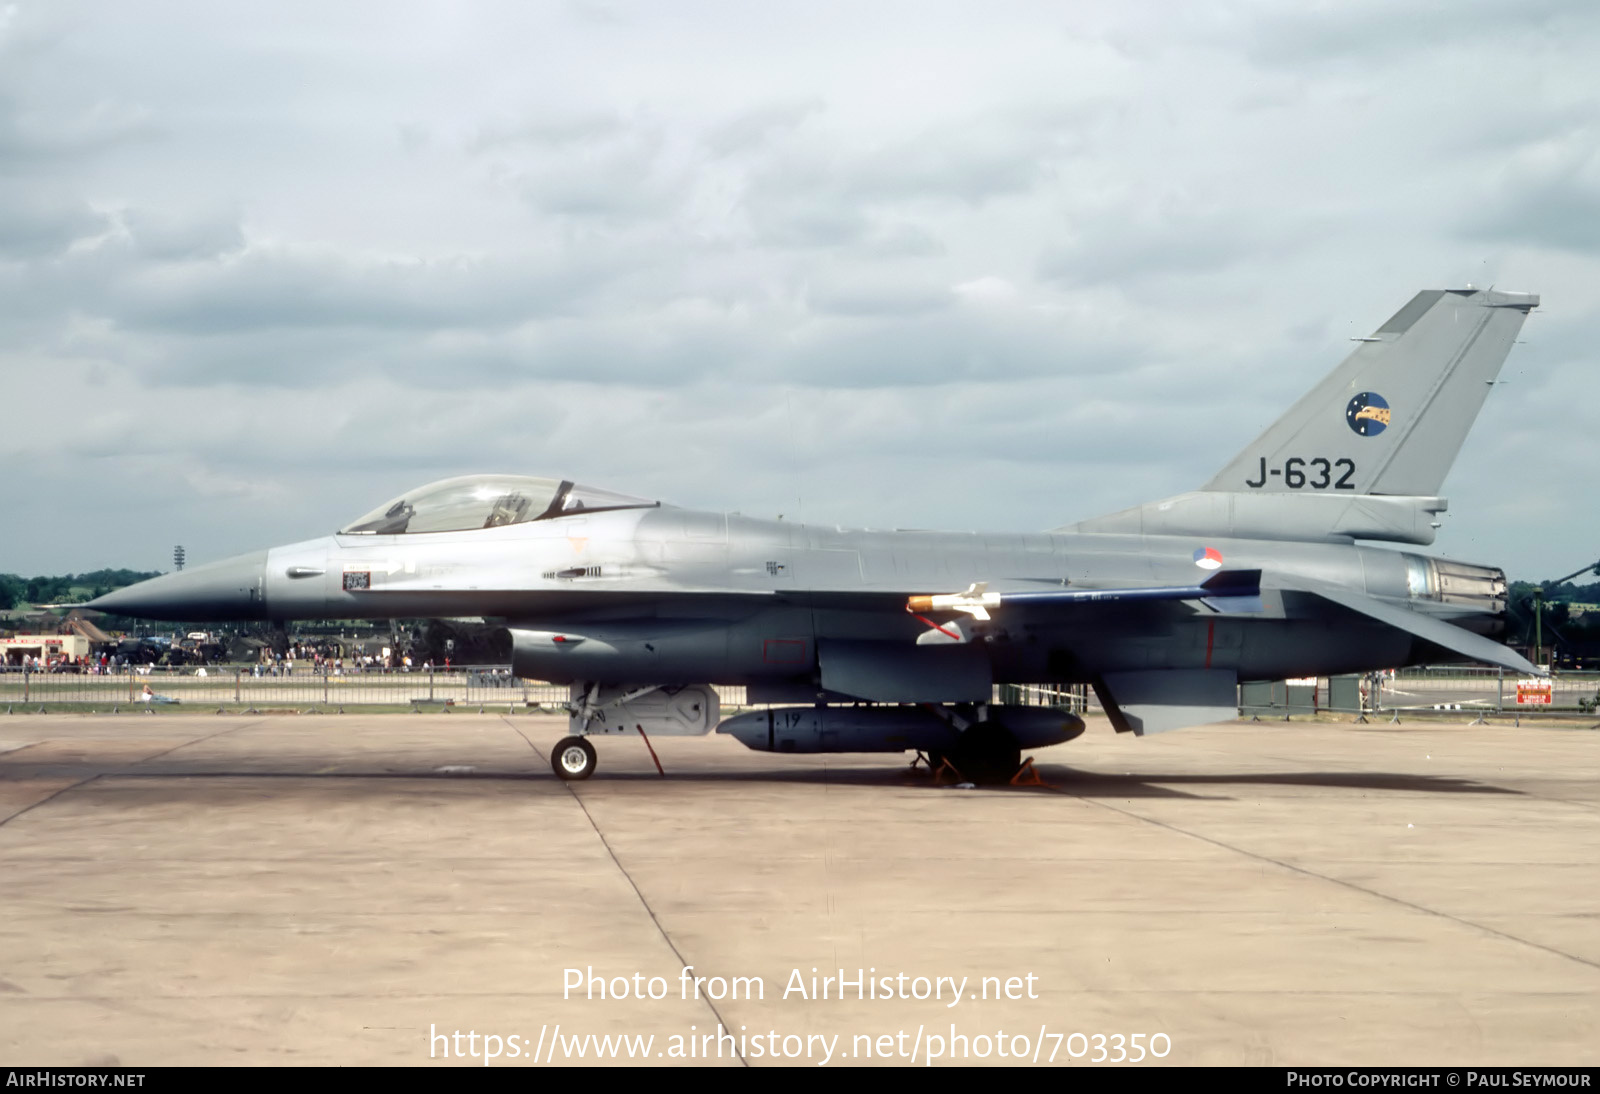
[0, 665, 747, 711]
[1238, 668, 1600, 717]
[2, 664, 1595, 718]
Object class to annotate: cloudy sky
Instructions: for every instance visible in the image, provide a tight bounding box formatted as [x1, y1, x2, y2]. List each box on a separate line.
[2, 0, 1597, 580]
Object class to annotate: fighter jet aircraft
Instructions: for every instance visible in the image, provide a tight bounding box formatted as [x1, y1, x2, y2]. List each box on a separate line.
[89, 287, 1542, 781]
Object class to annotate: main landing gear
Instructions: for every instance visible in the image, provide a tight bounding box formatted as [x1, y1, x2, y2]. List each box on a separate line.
[923, 704, 1024, 784]
[950, 719, 1022, 783]
[551, 736, 597, 781]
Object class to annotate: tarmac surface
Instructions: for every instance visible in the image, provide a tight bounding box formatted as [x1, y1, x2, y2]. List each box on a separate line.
[1, 712, 1597, 1067]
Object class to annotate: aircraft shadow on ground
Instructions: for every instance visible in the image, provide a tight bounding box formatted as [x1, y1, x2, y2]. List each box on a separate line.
[1032, 766, 1522, 798]
[0, 754, 1523, 801]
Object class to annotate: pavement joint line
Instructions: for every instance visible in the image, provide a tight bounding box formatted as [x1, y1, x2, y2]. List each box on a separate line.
[0, 719, 268, 832]
[500, 716, 749, 1066]
[0, 774, 104, 830]
[1050, 785, 1600, 976]
[119, 718, 270, 768]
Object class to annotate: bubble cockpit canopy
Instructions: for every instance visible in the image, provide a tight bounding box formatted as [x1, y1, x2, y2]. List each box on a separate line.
[339, 475, 657, 535]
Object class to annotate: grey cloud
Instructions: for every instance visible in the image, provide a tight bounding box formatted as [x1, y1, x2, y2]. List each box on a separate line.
[704, 100, 823, 157]
[0, 184, 107, 258]
[839, 133, 1050, 205]
[0, 8, 157, 179]
[479, 119, 690, 222]
[470, 111, 629, 152]
[752, 112, 1068, 213]
[738, 109, 1088, 250]
[0, 98, 157, 166]
[107, 245, 620, 336]
[744, 197, 871, 248]
[564, 0, 628, 26]
[517, 153, 686, 220]
[1243, 0, 1600, 67]
[860, 222, 945, 258]
[805, 270, 951, 318]
[1038, 197, 1309, 286]
[1469, 129, 1600, 253]
[772, 303, 1150, 389]
[121, 207, 245, 261]
[0, 62, 157, 172]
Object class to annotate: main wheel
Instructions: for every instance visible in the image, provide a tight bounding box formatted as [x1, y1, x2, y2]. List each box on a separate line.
[950, 721, 1022, 784]
[552, 736, 597, 781]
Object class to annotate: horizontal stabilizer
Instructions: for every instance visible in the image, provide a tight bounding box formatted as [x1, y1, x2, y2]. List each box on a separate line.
[1283, 579, 1542, 676]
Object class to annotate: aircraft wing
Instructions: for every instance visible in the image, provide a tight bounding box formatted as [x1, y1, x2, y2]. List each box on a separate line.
[1277, 577, 1542, 676]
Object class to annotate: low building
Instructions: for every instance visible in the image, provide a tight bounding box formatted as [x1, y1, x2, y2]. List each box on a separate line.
[2, 634, 92, 666]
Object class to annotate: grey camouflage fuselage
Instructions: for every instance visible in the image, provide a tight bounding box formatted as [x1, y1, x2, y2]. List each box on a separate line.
[88, 287, 1540, 761]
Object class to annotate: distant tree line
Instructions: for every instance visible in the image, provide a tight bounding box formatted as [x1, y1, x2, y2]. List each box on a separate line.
[4, 567, 1600, 650]
[0, 570, 163, 611]
[1506, 578, 1600, 647]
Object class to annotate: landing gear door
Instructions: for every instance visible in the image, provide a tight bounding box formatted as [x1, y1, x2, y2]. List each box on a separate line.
[570, 684, 721, 736]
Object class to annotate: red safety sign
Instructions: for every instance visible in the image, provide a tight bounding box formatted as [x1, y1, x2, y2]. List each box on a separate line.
[1516, 680, 1553, 705]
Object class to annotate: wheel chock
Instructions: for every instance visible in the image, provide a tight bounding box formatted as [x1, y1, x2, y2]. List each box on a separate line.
[1009, 757, 1048, 788]
[932, 758, 967, 784]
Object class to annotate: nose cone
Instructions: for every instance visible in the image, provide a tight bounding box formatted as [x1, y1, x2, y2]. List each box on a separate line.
[87, 550, 269, 621]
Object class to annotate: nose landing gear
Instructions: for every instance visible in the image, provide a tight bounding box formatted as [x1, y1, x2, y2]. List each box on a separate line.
[552, 736, 597, 781]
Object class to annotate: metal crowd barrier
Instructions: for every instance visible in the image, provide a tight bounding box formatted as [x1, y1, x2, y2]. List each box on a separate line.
[1239, 668, 1600, 718]
[0, 665, 747, 711]
[2, 662, 1593, 718]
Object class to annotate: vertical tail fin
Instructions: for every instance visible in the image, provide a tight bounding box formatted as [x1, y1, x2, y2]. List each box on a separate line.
[1203, 288, 1538, 497]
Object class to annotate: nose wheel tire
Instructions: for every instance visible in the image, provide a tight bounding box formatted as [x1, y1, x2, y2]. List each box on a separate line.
[552, 736, 597, 781]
